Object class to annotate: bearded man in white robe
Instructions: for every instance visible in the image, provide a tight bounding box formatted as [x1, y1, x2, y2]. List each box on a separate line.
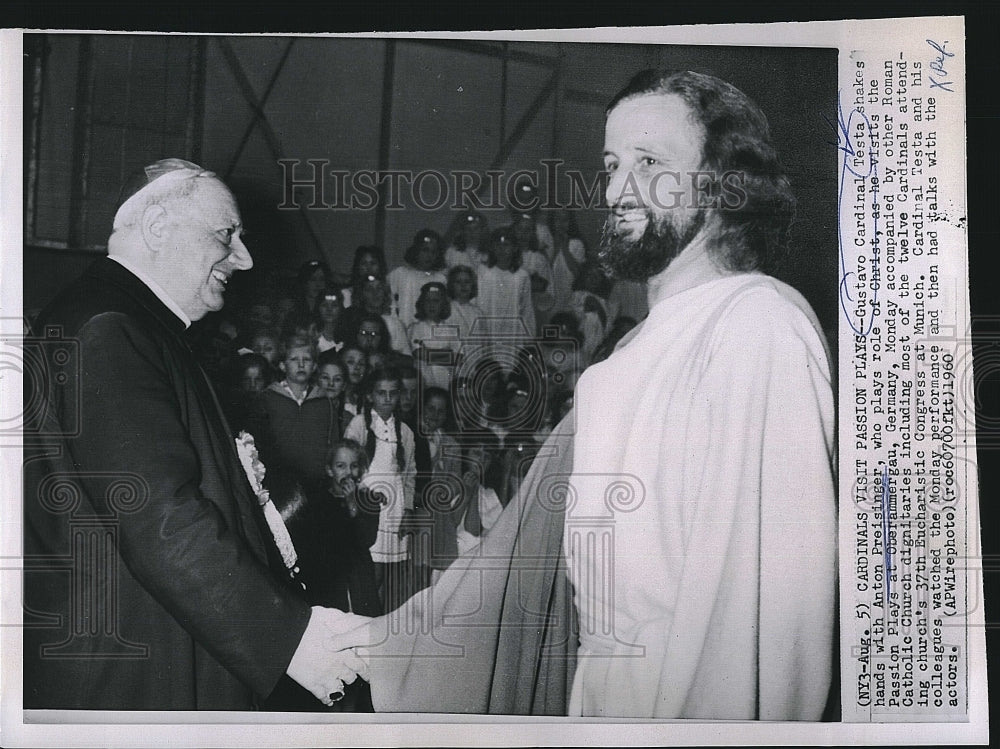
[366, 70, 836, 721]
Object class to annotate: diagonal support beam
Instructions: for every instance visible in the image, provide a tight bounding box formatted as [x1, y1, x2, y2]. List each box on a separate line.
[216, 37, 326, 257]
[488, 71, 557, 172]
[222, 38, 296, 181]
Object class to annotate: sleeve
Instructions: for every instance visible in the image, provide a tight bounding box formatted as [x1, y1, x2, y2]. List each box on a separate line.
[70, 313, 309, 697]
[666, 288, 835, 719]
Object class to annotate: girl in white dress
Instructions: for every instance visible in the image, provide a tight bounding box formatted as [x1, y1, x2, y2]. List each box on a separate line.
[475, 227, 536, 371]
[387, 229, 447, 328]
[407, 282, 459, 391]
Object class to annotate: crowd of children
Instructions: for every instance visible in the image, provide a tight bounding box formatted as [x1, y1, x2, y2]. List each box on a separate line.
[191, 202, 645, 710]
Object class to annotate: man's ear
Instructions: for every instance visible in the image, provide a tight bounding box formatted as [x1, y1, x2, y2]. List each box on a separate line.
[325, 465, 335, 478]
[140, 204, 169, 251]
[278, 360, 287, 374]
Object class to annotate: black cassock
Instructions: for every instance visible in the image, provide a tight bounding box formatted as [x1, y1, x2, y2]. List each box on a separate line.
[23, 258, 310, 710]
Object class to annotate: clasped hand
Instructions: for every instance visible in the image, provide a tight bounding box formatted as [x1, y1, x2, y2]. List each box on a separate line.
[286, 606, 374, 706]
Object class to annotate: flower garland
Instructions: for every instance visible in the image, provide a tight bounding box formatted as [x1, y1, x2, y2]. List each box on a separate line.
[235, 431, 298, 571]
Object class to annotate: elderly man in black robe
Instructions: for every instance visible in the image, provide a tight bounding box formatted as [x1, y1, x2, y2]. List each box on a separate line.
[23, 159, 368, 710]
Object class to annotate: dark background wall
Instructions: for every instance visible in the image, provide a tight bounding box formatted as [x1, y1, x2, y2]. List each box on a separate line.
[23, 33, 837, 351]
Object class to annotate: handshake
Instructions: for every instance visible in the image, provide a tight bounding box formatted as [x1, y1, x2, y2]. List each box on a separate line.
[285, 606, 375, 707]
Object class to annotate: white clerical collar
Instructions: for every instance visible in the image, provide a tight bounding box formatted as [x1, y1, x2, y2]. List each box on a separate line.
[109, 254, 192, 328]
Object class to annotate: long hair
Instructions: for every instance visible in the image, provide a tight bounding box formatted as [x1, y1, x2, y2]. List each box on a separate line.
[484, 226, 523, 272]
[349, 245, 389, 284]
[352, 274, 392, 315]
[360, 366, 406, 472]
[414, 281, 452, 322]
[403, 229, 446, 270]
[607, 69, 796, 273]
[348, 311, 391, 355]
[443, 209, 488, 252]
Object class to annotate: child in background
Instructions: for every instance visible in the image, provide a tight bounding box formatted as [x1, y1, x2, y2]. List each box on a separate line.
[451, 357, 508, 439]
[445, 264, 483, 340]
[396, 365, 420, 431]
[348, 312, 393, 361]
[344, 367, 416, 612]
[512, 211, 555, 327]
[475, 227, 535, 369]
[546, 207, 587, 316]
[388, 229, 447, 328]
[250, 327, 281, 369]
[443, 209, 489, 269]
[571, 261, 613, 365]
[222, 352, 272, 435]
[341, 274, 411, 356]
[408, 281, 459, 391]
[316, 349, 354, 436]
[292, 259, 333, 321]
[453, 434, 507, 559]
[263, 441, 379, 713]
[314, 285, 345, 353]
[411, 387, 464, 581]
[324, 440, 382, 617]
[341, 245, 389, 309]
[255, 334, 340, 484]
[340, 345, 368, 417]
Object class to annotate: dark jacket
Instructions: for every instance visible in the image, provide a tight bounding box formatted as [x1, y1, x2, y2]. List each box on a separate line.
[255, 382, 340, 483]
[22, 258, 311, 710]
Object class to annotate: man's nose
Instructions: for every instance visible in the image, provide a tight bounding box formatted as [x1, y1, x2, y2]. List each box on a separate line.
[605, 168, 637, 210]
[228, 235, 253, 271]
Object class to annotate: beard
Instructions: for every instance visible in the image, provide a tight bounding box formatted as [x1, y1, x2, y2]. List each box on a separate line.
[599, 208, 706, 282]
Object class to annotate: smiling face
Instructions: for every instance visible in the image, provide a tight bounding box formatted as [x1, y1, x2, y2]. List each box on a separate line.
[600, 93, 707, 281]
[329, 446, 361, 483]
[342, 348, 367, 385]
[156, 178, 252, 321]
[317, 362, 346, 399]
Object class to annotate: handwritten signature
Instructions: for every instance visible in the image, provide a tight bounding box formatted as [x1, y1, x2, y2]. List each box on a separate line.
[927, 39, 956, 92]
[830, 94, 879, 336]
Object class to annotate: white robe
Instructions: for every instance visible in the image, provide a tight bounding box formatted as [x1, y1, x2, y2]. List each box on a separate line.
[387, 265, 447, 328]
[566, 273, 836, 719]
[475, 264, 536, 366]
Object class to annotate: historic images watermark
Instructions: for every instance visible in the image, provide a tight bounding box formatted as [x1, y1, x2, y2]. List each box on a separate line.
[276, 158, 752, 213]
